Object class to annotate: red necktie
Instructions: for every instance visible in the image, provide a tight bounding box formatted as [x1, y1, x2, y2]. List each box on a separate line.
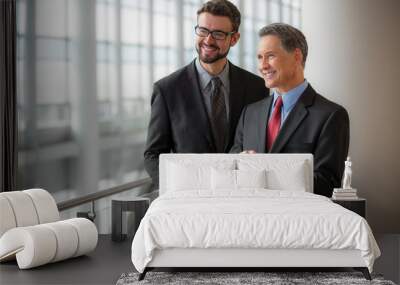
[266, 96, 283, 151]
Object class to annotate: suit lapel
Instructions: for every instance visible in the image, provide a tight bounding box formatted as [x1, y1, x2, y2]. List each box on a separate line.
[257, 96, 273, 153]
[270, 85, 315, 153]
[185, 60, 215, 149]
[228, 62, 245, 151]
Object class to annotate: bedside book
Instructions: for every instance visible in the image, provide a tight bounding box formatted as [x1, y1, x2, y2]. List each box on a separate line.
[332, 188, 358, 200]
[333, 188, 357, 193]
[332, 195, 359, 200]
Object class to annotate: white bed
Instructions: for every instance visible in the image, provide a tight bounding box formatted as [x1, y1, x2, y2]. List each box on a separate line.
[131, 154, 380, 280]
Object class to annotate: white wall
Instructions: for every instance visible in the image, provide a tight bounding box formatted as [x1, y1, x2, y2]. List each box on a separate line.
[302, 0, 400, 233]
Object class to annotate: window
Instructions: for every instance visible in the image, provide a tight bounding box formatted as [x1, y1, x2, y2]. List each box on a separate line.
[17, 0, 302, 201]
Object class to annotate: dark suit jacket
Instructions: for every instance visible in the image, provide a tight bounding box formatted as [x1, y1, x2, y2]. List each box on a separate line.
[144, 60, 268, 187]
[230, 84, 350, 197]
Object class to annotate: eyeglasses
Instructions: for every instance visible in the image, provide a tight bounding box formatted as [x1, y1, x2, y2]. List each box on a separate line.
[194, 25, 236, 40]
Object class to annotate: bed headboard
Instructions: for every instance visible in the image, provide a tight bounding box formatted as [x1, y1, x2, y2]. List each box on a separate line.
[159, 153, 313, 195]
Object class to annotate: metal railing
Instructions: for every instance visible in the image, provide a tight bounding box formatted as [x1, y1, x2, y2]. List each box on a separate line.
[57, 177, 153, 212]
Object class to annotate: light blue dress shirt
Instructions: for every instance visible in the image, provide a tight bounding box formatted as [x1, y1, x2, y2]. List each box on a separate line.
[269, 80, 309, 127]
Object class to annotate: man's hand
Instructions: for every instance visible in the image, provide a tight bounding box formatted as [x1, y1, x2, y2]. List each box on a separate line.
[240, 150, 257, 154]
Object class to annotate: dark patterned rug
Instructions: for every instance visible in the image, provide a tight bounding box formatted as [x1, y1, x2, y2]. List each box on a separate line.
[116, 271, 396, 285]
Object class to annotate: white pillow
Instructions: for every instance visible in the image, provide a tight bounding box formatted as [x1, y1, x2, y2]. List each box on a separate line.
[211, 168, 236, 190]
[266, 164, 306, 191]
[162, 156, 236, 193]
[238, 159, 308, 191]
[167, 162, 210, 191]
[211, 169, 267, 190]
[237, 169, 267, 188]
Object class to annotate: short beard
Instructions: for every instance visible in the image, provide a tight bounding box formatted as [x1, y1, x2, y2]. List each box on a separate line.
[196, 44, 230, 64]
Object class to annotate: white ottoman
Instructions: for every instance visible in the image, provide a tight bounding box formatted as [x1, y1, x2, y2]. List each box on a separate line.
[0, 189, 98, 269]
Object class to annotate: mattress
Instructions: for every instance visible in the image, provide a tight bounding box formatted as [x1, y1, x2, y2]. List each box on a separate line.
[131, 190, 380, 273]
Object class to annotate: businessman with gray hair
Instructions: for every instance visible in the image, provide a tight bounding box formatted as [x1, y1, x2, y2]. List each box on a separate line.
[230, 23, 350, 197]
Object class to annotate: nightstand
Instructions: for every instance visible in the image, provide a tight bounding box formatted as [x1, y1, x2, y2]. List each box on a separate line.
[112, 197, 150, 242]
[331, 198, 366, 218]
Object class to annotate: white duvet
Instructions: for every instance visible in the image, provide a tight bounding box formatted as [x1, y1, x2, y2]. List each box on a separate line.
[131, 190, 380, 273]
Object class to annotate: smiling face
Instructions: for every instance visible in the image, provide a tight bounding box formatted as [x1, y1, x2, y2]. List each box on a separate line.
[257, 35, 304, 94]
[195, 12, 240, 65]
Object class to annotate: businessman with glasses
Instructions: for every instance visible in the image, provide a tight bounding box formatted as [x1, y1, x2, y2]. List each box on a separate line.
[144, 0, 268, 188]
